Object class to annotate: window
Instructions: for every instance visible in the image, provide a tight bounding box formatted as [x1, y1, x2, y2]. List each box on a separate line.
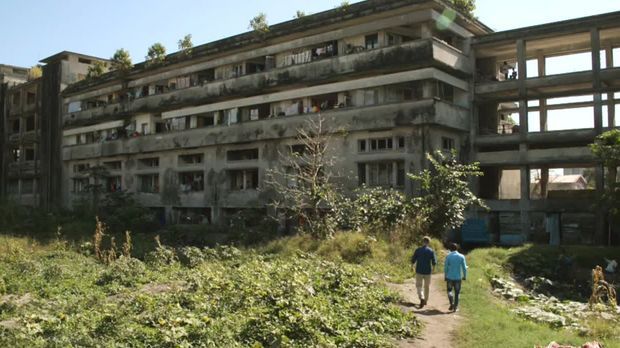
[227, 149, 259, 161]
[73, 163, 90, 173]
[231, 64, 244, 78]
[179, 172, 205, 192]
[358, 140, 367, 152]
[138, 174, 160, 193]
[73, 178, 90, 193]
[179, 154, 203, 166]
[175, 207, 211, 225]
[139, 157, 159, 168]
[7, 180, 19, 195]
[358, 161, 405, 187]
[26, 92, 36, 105]
[370, 138, 393, 151]
[106, 176, 122, 193]
[10, 148, 21, 162]
[436, 82, 454, 102]
[229, 169, 259, 191]
[442, 137, 455, 151]
[363, 89, 379, 106]
[12, 92, 20, 106]
[398, 137, 405, 149]
[103, 161, 122, 171]
[25, 116, 35, 131]
[24, 148, 35, 161]
[311, 93, 338, 112]
[365, 34, 379, 50]
[10, 119, 20, 134]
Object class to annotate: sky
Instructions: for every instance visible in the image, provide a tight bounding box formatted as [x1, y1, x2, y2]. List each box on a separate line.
[0, 0, 618, 68]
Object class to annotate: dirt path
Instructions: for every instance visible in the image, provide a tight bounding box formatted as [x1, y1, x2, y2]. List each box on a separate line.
[389, 274, 463, 348]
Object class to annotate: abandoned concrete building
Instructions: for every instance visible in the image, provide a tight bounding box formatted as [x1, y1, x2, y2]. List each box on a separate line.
[1, 0, 619, 245]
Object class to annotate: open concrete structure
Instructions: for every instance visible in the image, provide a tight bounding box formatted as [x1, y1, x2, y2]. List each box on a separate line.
[1, 0, 618, 244]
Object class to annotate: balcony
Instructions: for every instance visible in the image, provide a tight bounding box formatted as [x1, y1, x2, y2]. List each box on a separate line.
[475, 67, 620, 101]
[63, 99, 469, 161]
[64, 39, 470, 127]
[476, 128, 598, 148]
[485, 198, 596, 213]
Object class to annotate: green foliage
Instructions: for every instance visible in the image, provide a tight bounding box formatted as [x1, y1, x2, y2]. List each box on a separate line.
[110, 48, 133, 73]
[409, 151, 486, 237]
[449, 0, 476, 17]
[591, 129, 620, 217]
[337, 187, 411, 233]
[177, 34, 193, 57]
[249, 12, 269, 34]
[28, 65, 42, 81]
[0, 237, 419, 346]
[146, 42, 167, 67]
[86, 61, 107, 79]
[295, 10, 306, 18]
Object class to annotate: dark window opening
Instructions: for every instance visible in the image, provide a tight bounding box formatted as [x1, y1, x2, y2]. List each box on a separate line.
[358, 140, 367, 152]
[103, 161, 122, 171]
[11, 119, 20, 134]
[197, 69, 215, 84]
[78, 58, 93, 65]
[175, 207, 211, 225]
[442, 137, 455, 151]
[311, 93, 338, 112]
[12, 92, 20, 106]
[229, 169, 259, 191]
[179, 172, 204, 192]
[370, 138, 394, 151]
[138, 174, 160, 193]
[196, 113, 217, 128]
[398, 137, 406, 149]
[365, 34, 379, 50]
[26, 92, 36, 105]
[106, 176, 122, 193]
[24, 148, 35, 161]
[227, 149, 259, 161]
[290, 144, 307, 156]
[25, 116, 35, 131]
[139, 157, 159, 168]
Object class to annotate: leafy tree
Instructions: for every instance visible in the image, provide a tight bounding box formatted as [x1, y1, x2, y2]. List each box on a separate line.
[266, 115, 342, 239]
[336, 187, 411, 233]
[249, 13, 269, 34]
[110, 49, 133, 73]
[178, 34, 193, 57]
[86, 61, 107, 79]
[146, 42, 167, 66]
[450, 0, 476, 18]
[591, 129, 620, 218]
[28, 65, 42, 80]
[409, 151, 486, 237]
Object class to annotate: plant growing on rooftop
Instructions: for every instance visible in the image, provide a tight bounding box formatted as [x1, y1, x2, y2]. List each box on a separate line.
[177, 34, 193, 57]
[449, 0, 476, 18]
[295, 10, 306, 19]
[27, 65, 42, 81]
[146, 42, 167, 67]
[86, 61, 107, 79]
[249, 12, 269, 35]
[110, 49, 133, 73]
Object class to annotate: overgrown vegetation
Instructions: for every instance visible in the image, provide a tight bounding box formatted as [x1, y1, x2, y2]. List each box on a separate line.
[409, 151, 486, 238]
[86, 60, 107, 79]
[591, 129, 620, 224]
[249, 13, 269, 34]
[0, 235, 419, 346]
[27, 65, 42, 81]
[449, 0, 476, 18]
[177, 34, 193, 57]
[146, 42, 167, 67]
[110, 49, 133, 73]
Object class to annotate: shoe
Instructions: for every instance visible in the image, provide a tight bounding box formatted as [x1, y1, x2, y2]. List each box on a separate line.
[448, 304, 454, 311]
[452, 306, 458, 313]
[419, 299, 426, 308]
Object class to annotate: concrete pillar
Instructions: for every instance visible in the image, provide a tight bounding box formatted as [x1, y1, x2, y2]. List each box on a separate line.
[520, 165, 531, 236]
[540, 166, 549, 199]
[591, 28, 603, 134]
[538, 53, 548, 131]
[605, 46, 615, 127]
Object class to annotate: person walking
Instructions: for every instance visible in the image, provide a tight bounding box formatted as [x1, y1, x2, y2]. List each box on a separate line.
[411, 236, 437, 308]
[444, 243, 467, 312]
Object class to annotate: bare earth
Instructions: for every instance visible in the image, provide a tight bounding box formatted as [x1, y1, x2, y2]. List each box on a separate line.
[389, 274, 463, 348]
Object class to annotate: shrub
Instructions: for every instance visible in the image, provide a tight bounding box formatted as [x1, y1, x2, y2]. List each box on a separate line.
[97, 256, 147, 287]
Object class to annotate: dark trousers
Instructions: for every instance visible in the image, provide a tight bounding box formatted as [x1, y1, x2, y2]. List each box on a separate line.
[446, 280, 462, 308]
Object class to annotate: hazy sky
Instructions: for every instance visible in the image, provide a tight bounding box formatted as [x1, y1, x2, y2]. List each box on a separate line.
[0, 0, 618, 67]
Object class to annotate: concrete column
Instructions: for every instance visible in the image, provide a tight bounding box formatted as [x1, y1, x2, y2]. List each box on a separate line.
[538, 53, 548, 131]
[392, 161, 398, 187]
[595, 165, 607, 244]
[520, 165, 531, 236]
[591, 28, 603, 134]
[540, 166, 549, 199]
[605, 46, 615, 127]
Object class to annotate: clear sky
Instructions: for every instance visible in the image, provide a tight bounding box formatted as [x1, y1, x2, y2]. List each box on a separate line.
[0, 0, 618, 68]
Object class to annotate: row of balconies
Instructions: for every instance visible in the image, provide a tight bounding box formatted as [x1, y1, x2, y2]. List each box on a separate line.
[63, 39, 470, 126]
[62, 99, 469, 161]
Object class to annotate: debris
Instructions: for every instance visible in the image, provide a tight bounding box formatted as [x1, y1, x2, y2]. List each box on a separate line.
[588, 266, 617, 308]
[605, 258, 617, 274]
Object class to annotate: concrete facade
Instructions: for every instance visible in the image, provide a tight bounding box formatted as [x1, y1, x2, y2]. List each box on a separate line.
[0, 0, 619, 244]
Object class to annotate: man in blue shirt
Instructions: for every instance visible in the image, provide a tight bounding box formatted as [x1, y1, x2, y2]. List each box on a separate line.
[411, 236, 437, 308]
[444, 243, 467, 312]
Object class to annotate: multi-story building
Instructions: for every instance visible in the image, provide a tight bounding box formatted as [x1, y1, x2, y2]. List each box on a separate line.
[0, 0, 619, 244]
[0, 53, 107, 208]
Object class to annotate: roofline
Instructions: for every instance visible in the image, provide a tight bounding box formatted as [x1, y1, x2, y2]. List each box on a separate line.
[473, 10, 620, 46]
[40, 51, 109, 64]
[0, 63, 29, 71]
[63, 0, 491, 96]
